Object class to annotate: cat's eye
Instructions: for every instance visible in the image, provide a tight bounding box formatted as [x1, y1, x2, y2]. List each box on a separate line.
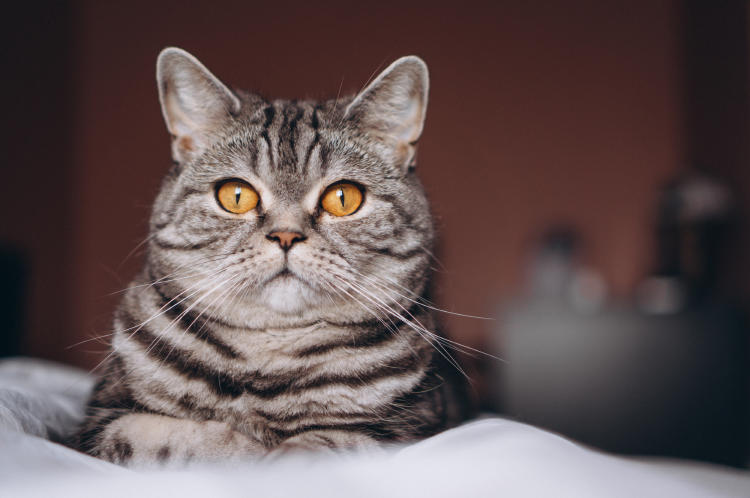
[320, 182, 363, 217]
[216, 180, 259, 214]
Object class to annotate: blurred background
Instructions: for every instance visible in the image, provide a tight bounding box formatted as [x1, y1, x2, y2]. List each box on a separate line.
[1, 0, 748, 468]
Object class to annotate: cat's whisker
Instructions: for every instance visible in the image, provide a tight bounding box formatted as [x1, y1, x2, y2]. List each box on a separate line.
[107, 270, 207, 297]
[325, 280, 421, 361]
[84, 271, 231, 377]
[419, 244, 447, 272]
[132, 277, 238, 382]
[322, 279, 402, 338]
[332, 75, 345, 112]
[340, 265, 500, 355]
[340, 270, 494, 369]
[187, 273, 247, 340]
[350, 259, 440, 306]
[66, 333, 118, 349]
[117, 232, 158, 270]
[354, 268, 493, 321]
[147, 272, 243, 371]
[332, 274, 468, 378]
[108, 267, 212, 296]
[106, 253, 232, 296]
[318, 279, 338, 307]
[336, 58, 388, 129]
[120, 272, 226, 335]
[345, 272, 505, 363]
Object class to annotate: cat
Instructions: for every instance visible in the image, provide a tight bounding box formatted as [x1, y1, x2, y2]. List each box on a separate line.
[74, 47, 472, 466]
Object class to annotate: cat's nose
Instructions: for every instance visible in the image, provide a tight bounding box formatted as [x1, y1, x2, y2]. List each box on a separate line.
[266, 230, 306, 251]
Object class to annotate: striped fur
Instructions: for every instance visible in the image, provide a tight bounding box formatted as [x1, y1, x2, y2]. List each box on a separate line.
[74, 48, 472, 466]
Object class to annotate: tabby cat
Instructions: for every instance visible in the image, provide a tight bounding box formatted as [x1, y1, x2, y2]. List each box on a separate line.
[75, 47, 472, 466]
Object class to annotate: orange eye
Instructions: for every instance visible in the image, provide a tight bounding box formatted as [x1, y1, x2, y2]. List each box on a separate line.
[320, 182, 363, 217]
[216, 180, 259, 214]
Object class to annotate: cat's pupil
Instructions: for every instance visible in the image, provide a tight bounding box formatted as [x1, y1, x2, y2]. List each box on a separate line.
[234, 186, 242, 205]
[337, 188, 345, 207]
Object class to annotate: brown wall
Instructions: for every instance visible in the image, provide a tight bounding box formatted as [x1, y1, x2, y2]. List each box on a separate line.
[6, 1, 686, 368]
[1, 3, 75, 362]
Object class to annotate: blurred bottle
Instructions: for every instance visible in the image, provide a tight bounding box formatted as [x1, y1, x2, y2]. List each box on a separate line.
[527, 227, 607, 313]
[637, 172, 733, 314]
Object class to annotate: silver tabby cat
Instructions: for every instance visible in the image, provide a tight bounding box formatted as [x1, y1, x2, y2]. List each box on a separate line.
[75, 48, 471, 466]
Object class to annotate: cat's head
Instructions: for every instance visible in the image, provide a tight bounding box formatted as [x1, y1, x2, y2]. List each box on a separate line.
[148, 48, 434, 328]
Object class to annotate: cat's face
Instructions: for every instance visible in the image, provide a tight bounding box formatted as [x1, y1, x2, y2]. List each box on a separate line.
[146, 49, 433, 328]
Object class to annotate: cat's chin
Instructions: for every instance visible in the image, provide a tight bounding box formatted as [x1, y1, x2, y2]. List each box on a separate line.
[260, 273, 317, 314]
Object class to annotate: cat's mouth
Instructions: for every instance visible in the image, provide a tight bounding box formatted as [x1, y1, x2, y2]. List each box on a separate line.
[265, 265, 317, 293]
[268, 267, 300, 283]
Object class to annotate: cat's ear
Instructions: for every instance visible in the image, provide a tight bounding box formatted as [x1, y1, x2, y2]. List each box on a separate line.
[345, 56, 429, 171]
[156, 47, 241, 163]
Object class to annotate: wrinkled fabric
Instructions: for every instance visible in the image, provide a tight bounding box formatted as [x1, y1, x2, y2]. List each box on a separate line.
[1, 357, 748, 498]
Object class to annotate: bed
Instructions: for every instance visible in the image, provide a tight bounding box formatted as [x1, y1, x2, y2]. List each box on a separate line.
[1, 357, 748, 497]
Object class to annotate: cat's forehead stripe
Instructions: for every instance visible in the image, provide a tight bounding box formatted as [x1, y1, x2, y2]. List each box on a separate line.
[251, 99, 329, 181]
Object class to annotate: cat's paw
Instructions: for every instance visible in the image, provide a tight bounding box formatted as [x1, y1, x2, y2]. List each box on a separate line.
[197, 420, 264, 460]
[98, 414, 265, 467]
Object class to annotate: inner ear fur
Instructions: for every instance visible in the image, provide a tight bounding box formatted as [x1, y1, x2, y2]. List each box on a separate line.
[345, 56, 429, 171]
[156, 47, 241, 163]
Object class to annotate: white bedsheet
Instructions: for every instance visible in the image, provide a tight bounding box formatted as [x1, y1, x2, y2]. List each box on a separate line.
[1, 357, 748, 497]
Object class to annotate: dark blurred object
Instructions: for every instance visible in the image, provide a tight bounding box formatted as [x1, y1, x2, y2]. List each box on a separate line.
[683, 0, 750, 305]
[491, 183, 748, 467]
[491, 170, 747, 467]
[499, 302, 748, 468]
[0, 246, 27, 357]
[637, 173, 733, 315]
[651, 173, 733, 306]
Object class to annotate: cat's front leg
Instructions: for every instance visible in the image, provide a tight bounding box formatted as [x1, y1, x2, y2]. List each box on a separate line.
[93, 413, 264, 467]
[266, 430, 384, 459]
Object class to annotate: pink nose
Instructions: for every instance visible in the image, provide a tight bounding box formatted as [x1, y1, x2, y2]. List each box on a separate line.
[266, 231, 306, 250]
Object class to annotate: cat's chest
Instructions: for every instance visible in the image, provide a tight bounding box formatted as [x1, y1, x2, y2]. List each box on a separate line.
[128, 321, 419, 443]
